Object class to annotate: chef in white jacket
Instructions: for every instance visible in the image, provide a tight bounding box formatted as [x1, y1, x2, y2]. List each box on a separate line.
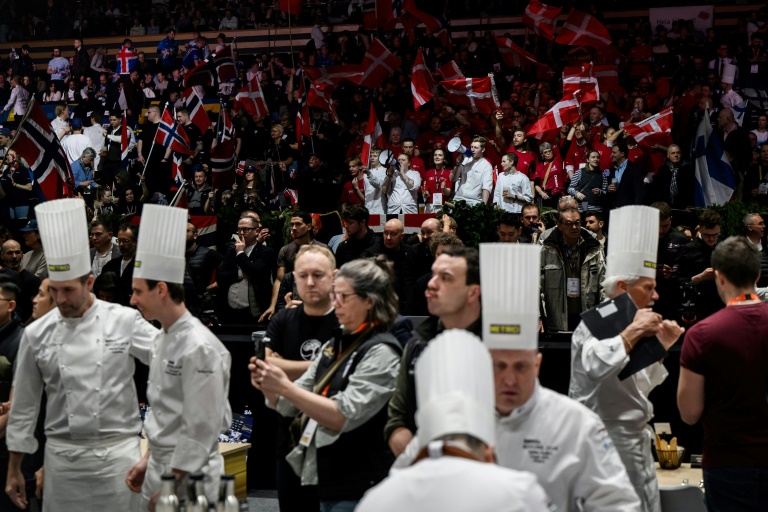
[569, 206, 685, 512]
[125, 205, 232, 508]
[482, 243, 641, 512]
[5, 198, 158, 512]
[356, 330, 551, 512]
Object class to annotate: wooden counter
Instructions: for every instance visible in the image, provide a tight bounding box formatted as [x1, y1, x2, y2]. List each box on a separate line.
[656, 463, 703, 487]
[140, 440, 251, 500]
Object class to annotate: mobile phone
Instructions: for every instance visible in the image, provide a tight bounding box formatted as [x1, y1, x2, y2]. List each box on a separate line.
[252, 331, 266, 360]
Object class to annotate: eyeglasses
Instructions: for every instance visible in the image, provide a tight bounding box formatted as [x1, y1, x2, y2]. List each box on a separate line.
[117, 238, 134, 245]
[559, 221, 582, 228]
[330, 291, 357, 305]
[700, 232, 720, 239]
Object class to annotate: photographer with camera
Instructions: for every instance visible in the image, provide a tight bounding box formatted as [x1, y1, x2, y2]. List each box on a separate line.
[651, 202, 692, 321]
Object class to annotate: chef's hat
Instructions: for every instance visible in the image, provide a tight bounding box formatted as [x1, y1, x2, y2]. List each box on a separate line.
[35, 198, 91, 281]
[480, 243, 540, 350]
[134, 204, 188, 284]
[415, 330, 495, 448]
[721, 63, 737, 85]
[606, 206, 660, 279]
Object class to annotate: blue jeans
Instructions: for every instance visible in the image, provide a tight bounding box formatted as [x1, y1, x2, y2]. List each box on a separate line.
[320, 500, 358, 512]
[9, 205, 28, 219]
[703, 467, 768, 511]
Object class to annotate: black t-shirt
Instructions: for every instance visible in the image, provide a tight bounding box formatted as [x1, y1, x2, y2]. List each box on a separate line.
[263, 304, 339, 454]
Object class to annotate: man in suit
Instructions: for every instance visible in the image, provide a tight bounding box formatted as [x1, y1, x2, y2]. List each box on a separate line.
[89, 219, 121, 278]
[605, 142, 645, 208]
[217, 214, 276, 325]
[100, 223, 137, 306]
[649, 145, 695, 209]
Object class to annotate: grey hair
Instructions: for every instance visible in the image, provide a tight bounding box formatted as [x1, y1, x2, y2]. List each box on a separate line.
[558, 195, 578, 211]
[82, 147, 96, 160]
[743, 213, 760, 228]
[336, 257, 398, 329]
[602, 275, 640, 297]
[539, 142, 553, 152]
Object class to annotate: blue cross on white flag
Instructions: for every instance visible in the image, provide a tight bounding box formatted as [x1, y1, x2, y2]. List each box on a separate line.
[694, 108, 736, 207]
[732, 99, 748, 127]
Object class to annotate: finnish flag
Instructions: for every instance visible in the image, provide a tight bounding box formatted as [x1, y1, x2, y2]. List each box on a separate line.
[694, 108, 736, 207]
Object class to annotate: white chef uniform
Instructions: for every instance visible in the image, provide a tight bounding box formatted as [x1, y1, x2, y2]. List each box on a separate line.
[357, 330, 550, 512]
[453, 155, 493, 205]
[569, 206, 664, 512]
[135, 205, 233, 508]
[6, 198, 158, 512]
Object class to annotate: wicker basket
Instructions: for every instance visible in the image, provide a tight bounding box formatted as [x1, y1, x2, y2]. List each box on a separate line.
[657, 447, 685, 469]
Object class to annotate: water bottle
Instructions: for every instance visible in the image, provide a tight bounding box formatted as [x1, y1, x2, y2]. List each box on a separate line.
[155, 474, 180, 512]
[216, 474, 239, 512]
[187, 472, 208, 512]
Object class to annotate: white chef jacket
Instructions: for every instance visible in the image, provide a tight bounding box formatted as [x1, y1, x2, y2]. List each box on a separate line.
[386, 169, 421, 214]
[496, 382, 641, 512]
[356, 455, 551, 512]
[7, 298, 157, 452]
[453, 156, 493, 205]
[494, 170, 533, 213]
[366, 166, 387, 214]
[144, 311, 232, 473]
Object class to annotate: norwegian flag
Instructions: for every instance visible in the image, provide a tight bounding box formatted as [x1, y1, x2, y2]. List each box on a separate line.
[523, 1, 562, 41]
[562, 63, 600, 103]
[234, 76, 269, 117]
[219, 106, 234, 143]
[154, 108, 195, 156]
[236, 161, 246, 177]
[295, 76, 310, 151]
[411, 49, 435, 110]
[210, 138, 236, 190]
[526, 98, 580, 136]
[307, 82, 340, 123]
[495, 36, 544, 68]
[183, 87, 212, 133]
[361, 103, 386, 167]
[623, 107, 674, 146]
[358, 39, 401, 89]
[116, 47, 138, 75]
[183, 60, 215, 89]
[439, 77, 500, 115]
[212, 44, 237, 83]
[304, 65, 363, 86]
[12, 99, 74, 201]
[555, 9, 613, 48]
[436, 61, 464, 81]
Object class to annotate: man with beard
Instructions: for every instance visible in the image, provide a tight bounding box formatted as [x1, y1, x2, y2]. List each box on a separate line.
[0, 240, 40, 322]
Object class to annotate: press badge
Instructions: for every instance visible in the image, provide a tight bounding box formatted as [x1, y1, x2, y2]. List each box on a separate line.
[566, 278, 580, 297]
[299, 419, 319, 447]
[433, 193, 443, 206]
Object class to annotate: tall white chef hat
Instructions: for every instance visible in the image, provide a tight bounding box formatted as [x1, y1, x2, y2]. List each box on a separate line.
[606, 205, 660, 279]
[134, 204, 188, 284]
[721, 63, 737, 85]
[415, 330, 495, 449]
[479, 243, 540, 350]
[34, 198, 91, 281]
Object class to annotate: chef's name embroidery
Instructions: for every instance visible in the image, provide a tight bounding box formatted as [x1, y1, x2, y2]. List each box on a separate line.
[104, 339, 128, 353]
[523, 438, 559, 463]
[165, 360, 182, 376]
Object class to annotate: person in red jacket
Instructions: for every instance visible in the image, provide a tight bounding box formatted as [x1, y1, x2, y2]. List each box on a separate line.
[533, 142, 566, 207]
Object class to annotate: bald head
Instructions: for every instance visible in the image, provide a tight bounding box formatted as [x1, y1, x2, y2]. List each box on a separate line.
[2, 239, 23, 271]
[383, 219, 405, 250]
[421, 218, 442, 242]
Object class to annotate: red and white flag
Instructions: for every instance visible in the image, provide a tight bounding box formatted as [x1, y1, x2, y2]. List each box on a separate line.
[623, 107, 674, 146]
[555, 9, 613, 48]
[523, 1, 562, 41]
[212, 44, 237, 83]
[526, 98, 580, 136]
[439, 77, 499, 115]
[304, 65, 363, 86]
[234, 76, 269, 117]
[361, 103, 386, 167]
[593, 65, 620, 93]
[183, 87, 212, 133]
[400, 0, 442, 38]
[494, 36, 543, 68]
[436, 61, 464, 81]
[121, 113, 131, 161]
[358, 39, 401, 89]
[295, 76, 310, 151]
[308, 82, 340, 123]
[562, 63, 600, 101]
[411, 49, 435, 110]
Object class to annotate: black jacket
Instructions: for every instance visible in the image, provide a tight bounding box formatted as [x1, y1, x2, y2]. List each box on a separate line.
[335, 229, 383, 268]
[101, 257, 135, 306]
[650, 161, 696, 209]
[606, 160, 646, 208]
[673, 237, 724, 323]
[217, 244, 276, 315]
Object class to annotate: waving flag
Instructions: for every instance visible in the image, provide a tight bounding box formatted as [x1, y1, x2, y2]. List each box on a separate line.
[694, 108, 736, 207]
[12, 98, 74, 200]
[362, 103, 386, 167]
[526, 97, 580, 136]
[154, 108, 195, 156]
[732, 98, 749, 127]
[400, 0, 442, 38]
[183, 87, 212, 133]
[183, 60, 215, 88]
[439, 77, 499, 114]
[563, 63, 600, 102]
[234, 76, 269, 117]
[523, 1, 562, 40]
[171, 153, 184, 190]
[307, 82, 340, 123]
[436, 61, 464, 81]
[278, 0, 302, 15]
[359, 39, 401, 89]
[116, 47, 138, 75]
[495, 36, 543, 68]
[210, 108, 236, 189]
[120, 113, 132, 161]
[555, 9, 613, 48]
[411, 49, 435, 109]
[212, 44, 237, 83]
[304, 65, 363, 86]
[623, 107, 674, 146]
[593, 65, 620, 93]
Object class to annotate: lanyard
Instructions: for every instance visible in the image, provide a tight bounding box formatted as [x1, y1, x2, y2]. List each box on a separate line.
[727, 294, 758, 306]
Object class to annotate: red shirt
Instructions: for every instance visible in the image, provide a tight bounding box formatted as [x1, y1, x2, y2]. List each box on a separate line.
[534, 156, 566, 197]
[508, 147, 537, 178]
[422, 167, 452, 203]
[592, 141, 614, 171]
[340, 177, 365, 204]
[564, 140, 591, 172]
[416, 131, 449, 156]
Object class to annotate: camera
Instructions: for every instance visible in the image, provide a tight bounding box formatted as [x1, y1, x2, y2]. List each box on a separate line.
[679, 282, 698, 325]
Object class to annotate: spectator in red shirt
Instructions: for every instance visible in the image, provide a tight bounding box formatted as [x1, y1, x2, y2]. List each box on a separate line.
[533, 142, 566, 207]
[507, 130, 538, 179]
[340, 156, 366, 211]
[400, 138, 426, 178]
[421, 148, 453, 214]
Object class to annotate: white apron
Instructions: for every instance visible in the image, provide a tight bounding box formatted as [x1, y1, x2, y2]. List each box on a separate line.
[604, 422, 660, 512]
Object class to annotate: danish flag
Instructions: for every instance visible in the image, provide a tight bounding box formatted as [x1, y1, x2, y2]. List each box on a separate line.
[562, 63, 600, 103]
[523, 1, 562, 41]
[183, 87, 212, 133]
[593, 65, 620, 93]
[436, 61, 464, 81]
[411, 49, 435, 109]
[358, 39, 401, 89]
[439, 77, 500, 115]
[526, 98, 580, 136]
[307, 82, 340, 123]
[494, 36, 544, 68]
[303, 65, 363, 86]
[555, 9, 613, 48]
[361, 103, 386, 168]
[623, 107, 674, 146]
[234, 76, 269, 117]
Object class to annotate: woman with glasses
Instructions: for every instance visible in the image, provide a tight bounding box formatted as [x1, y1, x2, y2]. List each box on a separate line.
[251, 258, 402, 512]
[533, 142, 566, 208]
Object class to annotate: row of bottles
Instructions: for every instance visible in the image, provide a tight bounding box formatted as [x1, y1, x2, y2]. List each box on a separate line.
[156, 472, 244, 512]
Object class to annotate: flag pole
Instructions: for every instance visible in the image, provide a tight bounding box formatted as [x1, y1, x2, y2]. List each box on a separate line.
[2, 95, 37, 171]
[288, 1, 295, 70]
[170, 179, 187, 206]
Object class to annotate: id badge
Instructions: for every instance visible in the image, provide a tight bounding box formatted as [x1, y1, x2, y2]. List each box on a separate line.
[433, 193, 443, 206]
[759, 182, 768, 194]
[566, 277, 580, 297]
[752, 64, 759, 74]
[299, 419, 318, 447]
